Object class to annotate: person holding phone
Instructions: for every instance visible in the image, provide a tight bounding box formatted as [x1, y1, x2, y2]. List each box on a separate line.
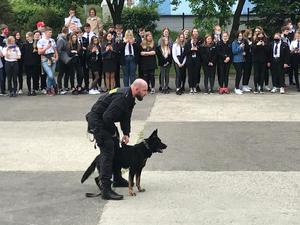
[64, 6, 82, 34]
[2, 36, 21, 97]
[37, 27, 58, 96]
[232, 31, 246, 95]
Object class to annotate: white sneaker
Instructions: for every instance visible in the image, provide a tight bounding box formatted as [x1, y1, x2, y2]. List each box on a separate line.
[242, 86, 251, 92]
[246, 85, 252, 90]
[189, 88, 193, 94]
[41, 89, 47, 95]
[234, 88, 243, 95]
[89, 89, 100, 95]
[280, 87, 285, 94]
[271, 87, 277, 93]
[150, 88, 155, 94]
[264, 86, 271, 91]
[193, 88, 197, 93]
[59, 90, 67, 95]
[18, 89, 23, 95]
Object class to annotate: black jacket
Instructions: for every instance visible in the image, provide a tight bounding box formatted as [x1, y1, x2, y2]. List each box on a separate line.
[200, 44, 217, 66]
[252, 40, 269, 63]
[116, 41, 140, 65]
[21, 41, 41, 66]
[90, 87, 136, 136]
[216, 41, 232, 63]
[268, 41, 290, 65]
[156, 46, 172, 67]
[184, 39, 201, 66]
[139, 45, 157, 71]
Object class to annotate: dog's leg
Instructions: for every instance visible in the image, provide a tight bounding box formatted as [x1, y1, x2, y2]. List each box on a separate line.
[128, 169, 136, 196]
[136, 168, 145, 192]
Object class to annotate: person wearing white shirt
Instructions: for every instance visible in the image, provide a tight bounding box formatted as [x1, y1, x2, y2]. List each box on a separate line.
[64, 6, 82, 34]
[2, 36, 21, 97]
[290, 31, 300, 91]
[37, 27, 58, 96]
[172, 32, 186, 95]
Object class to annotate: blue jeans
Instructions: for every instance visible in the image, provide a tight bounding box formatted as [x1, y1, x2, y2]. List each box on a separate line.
[122, 56, 136, 87]
[41, 59, 56, 89]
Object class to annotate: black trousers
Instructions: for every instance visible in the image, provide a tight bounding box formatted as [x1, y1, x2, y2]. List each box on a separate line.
[87, 112, 115, 188]
[187, 58, 200, 88]
[17, 60, 23, 90]
[175, 64, 186, 89]
[203, 64, 216, 91]
[5, 61, 19, 93]
[291, 54, 300, 88]
[233, 62, 244, 89]
[264, 66, 270, 86]
[271, 59, 284, 88]
[114, 62, 121, 88]
[57, 60, 68, 90]
[69, 59, 83, 88]
[25, 65, 39, 92]
[143, 69, 155, 89]
[243, 58, 252, 85]
[217, 61, 231, 88]
[253, 61, 266, 90]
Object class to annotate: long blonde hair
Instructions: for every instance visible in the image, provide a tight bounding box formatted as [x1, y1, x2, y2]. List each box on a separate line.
[141, 31, 154, 49]
[175, 32, 185, 47]
[160, 37, 170, 56]
[124, 29, 135, 43]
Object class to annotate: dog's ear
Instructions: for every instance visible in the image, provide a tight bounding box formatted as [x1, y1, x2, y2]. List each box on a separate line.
[150, 129, 158, 138]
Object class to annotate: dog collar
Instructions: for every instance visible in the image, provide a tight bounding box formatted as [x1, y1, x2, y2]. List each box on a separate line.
[143, 140, 150, 150]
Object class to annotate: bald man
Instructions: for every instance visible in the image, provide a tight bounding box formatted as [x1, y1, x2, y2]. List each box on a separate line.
[86, 79, 148, 200]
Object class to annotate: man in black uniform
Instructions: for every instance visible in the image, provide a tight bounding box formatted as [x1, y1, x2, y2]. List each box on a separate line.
[86, 78, 148, 200]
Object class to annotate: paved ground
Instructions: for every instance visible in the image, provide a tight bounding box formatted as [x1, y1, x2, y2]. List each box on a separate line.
[1, 78, 300, 225]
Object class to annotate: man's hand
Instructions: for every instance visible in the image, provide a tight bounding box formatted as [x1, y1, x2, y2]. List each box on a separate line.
[121, 135, 129, 144]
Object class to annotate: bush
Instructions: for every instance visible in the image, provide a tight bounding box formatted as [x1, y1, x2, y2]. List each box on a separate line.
[121, 5, 159, 33]
[0, 0, 14, 25]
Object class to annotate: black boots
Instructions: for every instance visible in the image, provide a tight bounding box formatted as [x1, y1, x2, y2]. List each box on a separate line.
[95, 177, 124, 200]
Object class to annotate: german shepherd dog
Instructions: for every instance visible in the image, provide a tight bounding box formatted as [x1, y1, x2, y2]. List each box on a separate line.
[81, 129, 167, 196]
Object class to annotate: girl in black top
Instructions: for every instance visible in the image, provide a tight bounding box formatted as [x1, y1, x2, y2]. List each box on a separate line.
[184, 28, 201, 94]
[156, 37, 172, 94]
[102, 32, 117, 90]
[14, 31, 25, 94]
[140, 32, 157, 94]
[252, 32, 268, 93]
[22, 32, 41, 96]
[67, 33, 84, 94]
[87, 36, 102, 94]
[217, 31, 232, 94]
[200, 34, 217, 94]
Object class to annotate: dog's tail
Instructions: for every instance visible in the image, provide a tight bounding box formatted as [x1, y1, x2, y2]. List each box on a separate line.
[81, 155, 99, 183]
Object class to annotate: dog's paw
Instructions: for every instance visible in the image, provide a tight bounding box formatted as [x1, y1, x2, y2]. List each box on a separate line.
[129, 191, 136, 196]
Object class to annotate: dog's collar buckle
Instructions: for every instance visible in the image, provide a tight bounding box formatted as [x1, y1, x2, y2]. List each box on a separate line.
[143, 140, 150, 150]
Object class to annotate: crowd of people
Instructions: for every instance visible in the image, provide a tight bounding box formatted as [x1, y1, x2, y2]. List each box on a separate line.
[0, 6, 299, 97]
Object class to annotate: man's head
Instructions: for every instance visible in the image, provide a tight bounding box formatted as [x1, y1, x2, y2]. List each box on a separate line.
[69, 6, 76, 17]
[83, 23, 91, 33]
[131, 79, 148, 101]
[1, 24, 9, 37]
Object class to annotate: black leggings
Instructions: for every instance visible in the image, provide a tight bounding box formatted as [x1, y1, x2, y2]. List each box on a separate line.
[187, 59, 200, 88]
[203, 64, 216, 91]
[17, 60, 23, 90]
[291, 54, 299, 88]
[253, 61, 266, 90]
[217, 61, 231, 88]
[243, 58, 252, 85]
[233, 62, 245, 89]
[5, 61, 19, 93]
[143, 69, 155, 89]
[69, 59, 83, 88]
[25, 65, 40, 92]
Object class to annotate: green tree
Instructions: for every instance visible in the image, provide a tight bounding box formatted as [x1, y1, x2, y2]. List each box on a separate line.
[0, 0, 14, 25]
[171, 0, 246, 40]
[249, 0, 300, 35]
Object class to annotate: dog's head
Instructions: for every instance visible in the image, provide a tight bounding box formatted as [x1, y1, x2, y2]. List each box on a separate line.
[145, 129, 167, 153]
